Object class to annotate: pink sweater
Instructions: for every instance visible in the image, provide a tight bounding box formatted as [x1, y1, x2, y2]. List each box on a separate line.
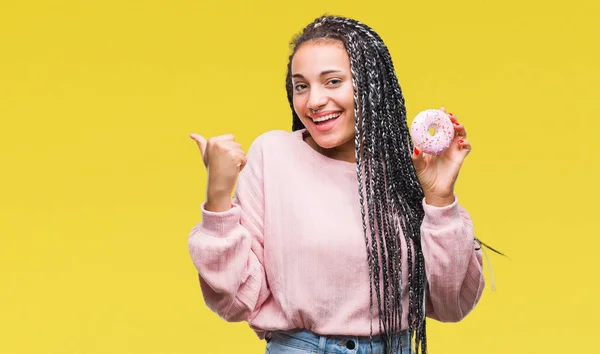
[188, 129, 484, 339]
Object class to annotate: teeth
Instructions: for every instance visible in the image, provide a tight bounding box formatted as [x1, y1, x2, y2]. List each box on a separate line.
[313, 112, 341, 123]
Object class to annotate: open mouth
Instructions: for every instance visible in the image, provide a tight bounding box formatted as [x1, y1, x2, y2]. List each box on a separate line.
[312, 112, 342, 125]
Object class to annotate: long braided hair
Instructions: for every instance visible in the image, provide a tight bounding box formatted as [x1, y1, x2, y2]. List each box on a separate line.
[286, 15, 428, 354]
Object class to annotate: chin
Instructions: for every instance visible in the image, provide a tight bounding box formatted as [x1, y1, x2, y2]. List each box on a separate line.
[312, 135, 343, 149]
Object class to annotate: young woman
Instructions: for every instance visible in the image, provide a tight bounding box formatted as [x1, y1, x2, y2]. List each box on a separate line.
[188, 15, 484, 354]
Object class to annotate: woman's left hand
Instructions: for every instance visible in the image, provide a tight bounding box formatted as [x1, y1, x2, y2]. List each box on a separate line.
[411, 107, 472, 207]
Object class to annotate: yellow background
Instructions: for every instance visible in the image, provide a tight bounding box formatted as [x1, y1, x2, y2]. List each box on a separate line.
[1, 0, 598, 353]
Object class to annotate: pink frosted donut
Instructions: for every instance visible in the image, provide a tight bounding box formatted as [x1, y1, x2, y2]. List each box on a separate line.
[410, 109, 454, 155]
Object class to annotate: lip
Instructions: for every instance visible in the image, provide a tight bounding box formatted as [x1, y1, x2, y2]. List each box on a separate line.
[307, 110, 343, 119]
[310, 111, 343, 132]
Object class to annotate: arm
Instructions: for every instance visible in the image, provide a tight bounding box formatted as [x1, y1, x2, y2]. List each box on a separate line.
[187, 138, 270, 322]
[420, 196, 485, 322]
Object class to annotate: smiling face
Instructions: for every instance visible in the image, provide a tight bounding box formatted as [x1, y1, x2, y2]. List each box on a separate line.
[291, 40, 356, 162]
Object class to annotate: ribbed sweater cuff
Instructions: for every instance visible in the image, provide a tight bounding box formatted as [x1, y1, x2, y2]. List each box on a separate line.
[200, 202, 242, 238]
[422, 195, 461, 229]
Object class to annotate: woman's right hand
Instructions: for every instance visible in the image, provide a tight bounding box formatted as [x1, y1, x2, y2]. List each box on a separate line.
[190, 133, 247, 212]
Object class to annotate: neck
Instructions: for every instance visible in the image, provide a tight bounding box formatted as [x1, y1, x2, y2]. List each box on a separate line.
[303, 132, 356, 163]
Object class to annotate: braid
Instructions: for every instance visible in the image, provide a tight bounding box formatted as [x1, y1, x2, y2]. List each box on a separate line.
[286, 15, 428, 354]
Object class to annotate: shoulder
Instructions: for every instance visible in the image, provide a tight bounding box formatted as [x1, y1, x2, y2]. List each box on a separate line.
[253, 129, 298, 145]
[248, 129, 302, 156]
[241, 129, 302, 179]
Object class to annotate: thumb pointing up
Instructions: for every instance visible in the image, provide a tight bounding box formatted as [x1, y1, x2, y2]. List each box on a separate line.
[190, 133, 208, 167]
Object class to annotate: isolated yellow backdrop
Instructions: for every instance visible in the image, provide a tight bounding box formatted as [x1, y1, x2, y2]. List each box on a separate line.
[1, 1, 598, 353]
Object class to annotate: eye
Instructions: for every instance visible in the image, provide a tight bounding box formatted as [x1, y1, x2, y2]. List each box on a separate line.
[294, 83, 308, 92]
[327, 79, 342, 85]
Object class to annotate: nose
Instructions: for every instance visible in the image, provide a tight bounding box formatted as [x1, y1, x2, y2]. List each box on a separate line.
[307, 87, 328, 112]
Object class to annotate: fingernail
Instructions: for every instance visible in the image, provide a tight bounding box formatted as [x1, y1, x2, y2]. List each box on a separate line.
[458, 139, 464, 144]
[414, 147, 419, 155]
[454, 122, 460, 126]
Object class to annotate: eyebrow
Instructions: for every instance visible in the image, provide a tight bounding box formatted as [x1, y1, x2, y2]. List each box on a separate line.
[292, 70, 342, 79]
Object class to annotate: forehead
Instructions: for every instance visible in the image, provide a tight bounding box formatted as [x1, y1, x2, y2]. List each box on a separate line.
[291, 40, 350, 74]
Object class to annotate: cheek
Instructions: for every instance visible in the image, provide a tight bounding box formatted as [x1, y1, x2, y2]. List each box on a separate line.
[342, 89, 356, 123]
[341, 85, 355, 109]
[293, 95, 306, 117]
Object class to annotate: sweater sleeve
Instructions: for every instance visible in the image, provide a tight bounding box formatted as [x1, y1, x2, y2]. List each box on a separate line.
[187, 136, 270, 322]
[420, 196, 485, 322]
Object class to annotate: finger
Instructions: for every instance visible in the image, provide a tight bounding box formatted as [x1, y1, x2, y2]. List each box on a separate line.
[452, 121, 467, 139]
[448, 112, 458, 124]
[226, 141, 242, 150]
[456, 138, 472, 156]
[411, 146, 427, 173]
[215, 140, 242, 152]
[213, 134, 235, 141]
[230, 147, 245, 159]
[229, 150, 247, 169]
[205, 134, 235, 150]
[239, 153, 248, 171]
[189, 133, 207, 156]
[447, 113, 467, 139]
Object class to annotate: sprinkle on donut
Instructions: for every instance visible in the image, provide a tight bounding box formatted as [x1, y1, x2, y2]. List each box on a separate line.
[410, 109, 454, 155]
